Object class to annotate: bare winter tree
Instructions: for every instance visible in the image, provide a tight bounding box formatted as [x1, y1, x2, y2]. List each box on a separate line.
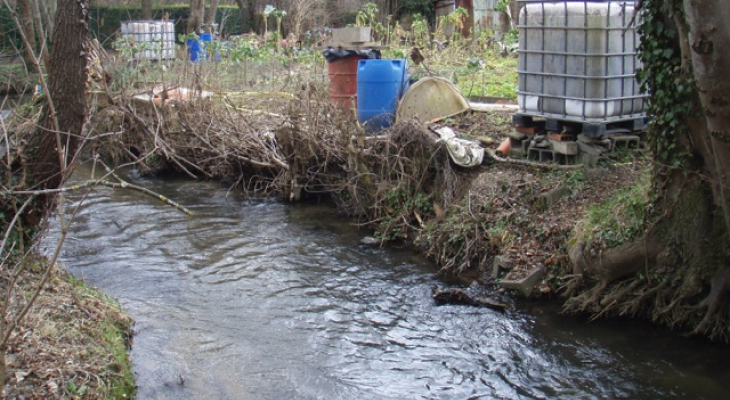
[289, 0, 325, 39]
[233, 0, 265, 34]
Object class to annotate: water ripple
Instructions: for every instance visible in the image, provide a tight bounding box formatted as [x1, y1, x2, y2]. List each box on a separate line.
[39, 164, 730, 400]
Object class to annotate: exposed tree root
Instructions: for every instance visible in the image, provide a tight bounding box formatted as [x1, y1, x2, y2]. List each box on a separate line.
[568, 234, 662, 284]
[565, 234, 730, 341]
[600, 279, 642, 308]
[563, 281, 607, 314]
[618, 279, 668, 317]
[564, 176, 730, 341]
[691, 266, 730, 338]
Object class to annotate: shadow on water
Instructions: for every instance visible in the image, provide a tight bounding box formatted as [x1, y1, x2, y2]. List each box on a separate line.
[42, 164, 730, 400]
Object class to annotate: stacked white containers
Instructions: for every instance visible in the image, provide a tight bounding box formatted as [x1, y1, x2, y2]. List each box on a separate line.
[516, 1, 647, 125]
[120, 20, 176, 60]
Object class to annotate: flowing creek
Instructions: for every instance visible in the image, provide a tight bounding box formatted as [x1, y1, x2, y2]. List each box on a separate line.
[44, 165, 730, 399]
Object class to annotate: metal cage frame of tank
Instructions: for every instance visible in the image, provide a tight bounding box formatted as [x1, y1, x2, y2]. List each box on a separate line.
[514, 1, 648, 133]
[120, 20, 177, 60]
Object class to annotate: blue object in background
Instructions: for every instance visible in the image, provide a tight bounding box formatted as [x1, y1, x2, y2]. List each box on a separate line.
[357, 59, 409, 131]
[187, 32, 212, 62]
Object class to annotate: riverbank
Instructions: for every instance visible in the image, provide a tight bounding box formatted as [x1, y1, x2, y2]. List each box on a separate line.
[1, 260, 135, 398]
[84, 78, 646, 296]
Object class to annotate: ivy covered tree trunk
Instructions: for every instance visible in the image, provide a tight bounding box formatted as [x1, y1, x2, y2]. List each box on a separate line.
[679, 0, 730, 335]
[682, 0, 730, 235]
[564, 0, 730, 341]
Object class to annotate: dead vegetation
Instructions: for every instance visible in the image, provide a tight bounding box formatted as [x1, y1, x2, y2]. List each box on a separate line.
[1, 259, 134, 399]
[83, 67, 647, 303]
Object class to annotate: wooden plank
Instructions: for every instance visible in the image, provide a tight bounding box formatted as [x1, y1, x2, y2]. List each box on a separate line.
[469, 102, 519, 113]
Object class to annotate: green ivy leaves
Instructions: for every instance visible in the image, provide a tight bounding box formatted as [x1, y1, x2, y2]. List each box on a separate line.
[636, 0, 695, 167]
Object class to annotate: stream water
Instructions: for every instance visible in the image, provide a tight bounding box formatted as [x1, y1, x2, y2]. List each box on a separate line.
[44, 165, 730, 400]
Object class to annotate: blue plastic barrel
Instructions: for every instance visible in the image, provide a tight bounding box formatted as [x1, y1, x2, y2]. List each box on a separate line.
[357, 59, 409, 131]
[187, 33, 212, 62]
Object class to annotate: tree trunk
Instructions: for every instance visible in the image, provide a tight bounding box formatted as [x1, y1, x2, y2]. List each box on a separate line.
[235, 0, 263, 35]
[17, 0, 36, 64]
[47, 0, 56, 24]
[205, 0, 219, 28]
[25, 0, 90, 193]
[682, 0, 730, 236]
[141, 0, 152, 20]
[187, 0, 205, 34]
[564, 0, 730, 341]
[509, 0, 520, 27]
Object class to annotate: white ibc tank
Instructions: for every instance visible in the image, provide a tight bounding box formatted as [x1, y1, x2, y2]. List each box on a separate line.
[120, 20, 176, 60]
[517, 1, 647, 122]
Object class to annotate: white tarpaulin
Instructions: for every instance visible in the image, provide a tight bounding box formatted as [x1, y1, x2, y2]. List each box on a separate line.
[434, 126, 484, 168]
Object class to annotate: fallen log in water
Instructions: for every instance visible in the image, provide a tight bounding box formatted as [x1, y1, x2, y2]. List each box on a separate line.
[431, 286, 507, 311]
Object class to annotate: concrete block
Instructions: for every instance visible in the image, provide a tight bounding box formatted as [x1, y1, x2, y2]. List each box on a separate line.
[492, 255, 513, 279]
[578, 133, 600, 144]
[331, 27, 371, 43]
[577, 141, 605, 157]
[578, 151, 602, 166]
[509, 137, 529, 158]
[608, 134, 640, 150]
[528, 147, 557, 163]
[499, 265, 545, 297]
[549, 139, 578, 155]
[531, 137, 550, 148]
[535, 183, 570, 211]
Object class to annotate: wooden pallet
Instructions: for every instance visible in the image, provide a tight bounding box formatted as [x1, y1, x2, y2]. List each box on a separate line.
[513, 114, 646, 138]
